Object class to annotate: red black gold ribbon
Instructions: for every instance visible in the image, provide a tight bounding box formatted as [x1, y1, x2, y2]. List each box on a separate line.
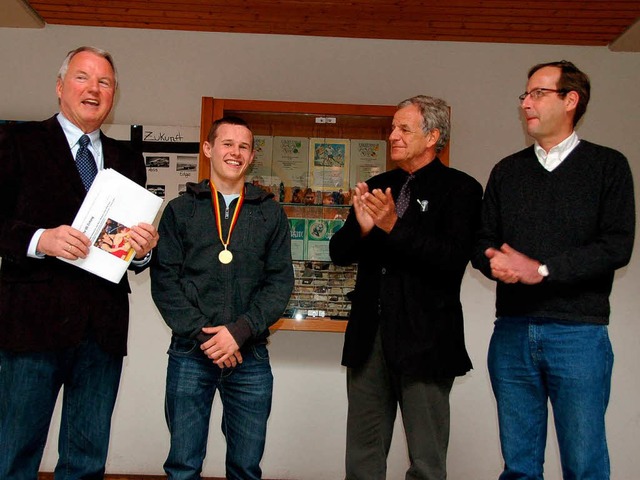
[209, 181, 244, 264]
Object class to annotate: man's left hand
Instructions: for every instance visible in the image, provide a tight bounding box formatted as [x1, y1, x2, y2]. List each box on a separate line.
[129, 222, 159, 259]
[485, 243, 544, 285]
[200, 326, 243, 368]
[360, 187, 398, 233]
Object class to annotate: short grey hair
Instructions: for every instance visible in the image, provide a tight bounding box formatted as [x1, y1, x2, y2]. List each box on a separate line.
[397, 95, 450, 153]
[57, 46, 118, 88]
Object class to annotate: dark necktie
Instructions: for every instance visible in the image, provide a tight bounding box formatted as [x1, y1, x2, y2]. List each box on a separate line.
[76, 134, 97, 191]
[396, 174, 414, 218]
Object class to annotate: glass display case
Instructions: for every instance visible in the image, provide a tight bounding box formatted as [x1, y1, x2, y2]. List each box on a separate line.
[199, 97, 450, 332]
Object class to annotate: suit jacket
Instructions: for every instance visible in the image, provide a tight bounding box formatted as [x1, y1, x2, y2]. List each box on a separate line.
[329, 159, 482, 379]
[0, 116, 146, 356]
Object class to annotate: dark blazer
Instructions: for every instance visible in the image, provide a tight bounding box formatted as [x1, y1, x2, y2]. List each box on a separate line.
[0, 116, 146, 356]
[330, 159, 482, 379]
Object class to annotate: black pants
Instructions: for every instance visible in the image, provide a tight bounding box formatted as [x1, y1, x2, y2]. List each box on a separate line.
[345, 329, 454, 480]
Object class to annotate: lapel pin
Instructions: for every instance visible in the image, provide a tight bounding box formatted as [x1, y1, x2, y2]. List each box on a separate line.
[417, 199, 429, 212]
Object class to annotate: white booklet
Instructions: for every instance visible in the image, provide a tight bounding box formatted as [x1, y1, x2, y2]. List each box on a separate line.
[61, 168, 163, 283]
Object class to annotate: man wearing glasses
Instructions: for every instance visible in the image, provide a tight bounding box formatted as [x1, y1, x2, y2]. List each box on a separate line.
[473, 61, 635, 479]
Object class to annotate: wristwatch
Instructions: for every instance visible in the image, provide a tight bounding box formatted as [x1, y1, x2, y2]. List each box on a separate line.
[537, 264, 549, 278]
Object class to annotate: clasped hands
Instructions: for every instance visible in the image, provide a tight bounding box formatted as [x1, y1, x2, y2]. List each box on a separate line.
[38, 222, 159, 260]
[352, 181, 399, 235]
[200, 325, 243, 369]
[484, 243, 544, 285]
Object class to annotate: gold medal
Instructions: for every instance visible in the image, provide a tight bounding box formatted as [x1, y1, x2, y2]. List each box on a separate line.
[210, 181, 244, 265]
[218, 249, 233, 264]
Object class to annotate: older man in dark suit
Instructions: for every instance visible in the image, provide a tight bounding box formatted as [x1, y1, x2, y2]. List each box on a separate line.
[330, 95, 482, 480]
[0, 46, 158, 480]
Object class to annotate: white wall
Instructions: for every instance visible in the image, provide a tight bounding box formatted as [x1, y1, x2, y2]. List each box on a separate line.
[1, 25, 639, 479]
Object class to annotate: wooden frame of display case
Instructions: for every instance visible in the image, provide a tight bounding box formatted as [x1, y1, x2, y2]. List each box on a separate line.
[199, 97, 449, 332]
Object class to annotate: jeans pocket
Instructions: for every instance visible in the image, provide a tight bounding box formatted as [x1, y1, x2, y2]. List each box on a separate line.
[251, 343, 270, 362]
[167, 335, 200, 356]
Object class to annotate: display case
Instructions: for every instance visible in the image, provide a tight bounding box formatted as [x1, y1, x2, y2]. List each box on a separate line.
[199, 97, 449, 332]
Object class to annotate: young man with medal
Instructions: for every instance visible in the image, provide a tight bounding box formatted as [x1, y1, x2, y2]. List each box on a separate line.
[151, 116, 294, 480]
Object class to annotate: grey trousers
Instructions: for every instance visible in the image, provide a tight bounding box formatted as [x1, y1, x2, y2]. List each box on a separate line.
[345, 330, 454, 480]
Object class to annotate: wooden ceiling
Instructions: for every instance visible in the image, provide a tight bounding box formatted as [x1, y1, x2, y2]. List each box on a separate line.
[21, 0, 640, 47]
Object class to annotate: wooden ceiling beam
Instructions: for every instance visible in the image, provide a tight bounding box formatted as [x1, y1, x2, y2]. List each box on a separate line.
[25, 0, 640, 47]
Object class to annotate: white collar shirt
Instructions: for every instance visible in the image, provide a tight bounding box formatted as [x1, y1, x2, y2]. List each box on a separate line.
[56, 112, 104, 170]
[534, 131, 580, 172]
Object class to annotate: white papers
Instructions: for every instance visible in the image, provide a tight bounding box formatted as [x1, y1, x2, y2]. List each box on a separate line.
[350, 139, 387, 186]
[272, 136, 310, 187]
[248, 135, 276, 185]
[61, 168, 163, 283]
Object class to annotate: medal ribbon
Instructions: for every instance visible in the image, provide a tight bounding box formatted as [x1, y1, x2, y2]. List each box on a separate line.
[209, 181, 244, 253]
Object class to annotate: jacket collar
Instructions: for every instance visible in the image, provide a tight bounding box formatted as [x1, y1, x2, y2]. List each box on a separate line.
[188, 179, 274, 203]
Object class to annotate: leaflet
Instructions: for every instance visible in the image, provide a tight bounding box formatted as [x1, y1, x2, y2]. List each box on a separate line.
[60, 168, 163, 283]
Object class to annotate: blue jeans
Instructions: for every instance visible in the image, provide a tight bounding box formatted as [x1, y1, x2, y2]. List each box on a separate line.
[163, 335, 273, 480]
[0, 339, 123, 480]
[488, 317, 613, 480]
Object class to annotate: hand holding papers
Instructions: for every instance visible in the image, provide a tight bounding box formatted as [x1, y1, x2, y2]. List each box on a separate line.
[60, 168, 163, 283]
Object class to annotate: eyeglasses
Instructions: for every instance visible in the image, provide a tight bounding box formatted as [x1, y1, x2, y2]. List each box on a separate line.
[518, 88, 566, 103]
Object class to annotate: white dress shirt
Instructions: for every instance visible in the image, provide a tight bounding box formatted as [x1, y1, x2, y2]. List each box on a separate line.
[27, 114, 102, 257]
[534, 131, 580, 172]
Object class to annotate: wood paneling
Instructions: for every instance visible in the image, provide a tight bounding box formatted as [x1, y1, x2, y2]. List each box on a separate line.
[27, 0, 640, 46]
[271, 317, 347, 333]
[39, 474, 290, 480]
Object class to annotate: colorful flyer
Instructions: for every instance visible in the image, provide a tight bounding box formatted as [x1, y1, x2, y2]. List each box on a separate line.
[309, 138, 350, 191]
[305, 218, 345, 261]
[289, 218, 306, 261]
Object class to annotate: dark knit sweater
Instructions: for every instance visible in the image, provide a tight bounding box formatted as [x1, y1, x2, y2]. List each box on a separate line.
[473, 140, 635, 324]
